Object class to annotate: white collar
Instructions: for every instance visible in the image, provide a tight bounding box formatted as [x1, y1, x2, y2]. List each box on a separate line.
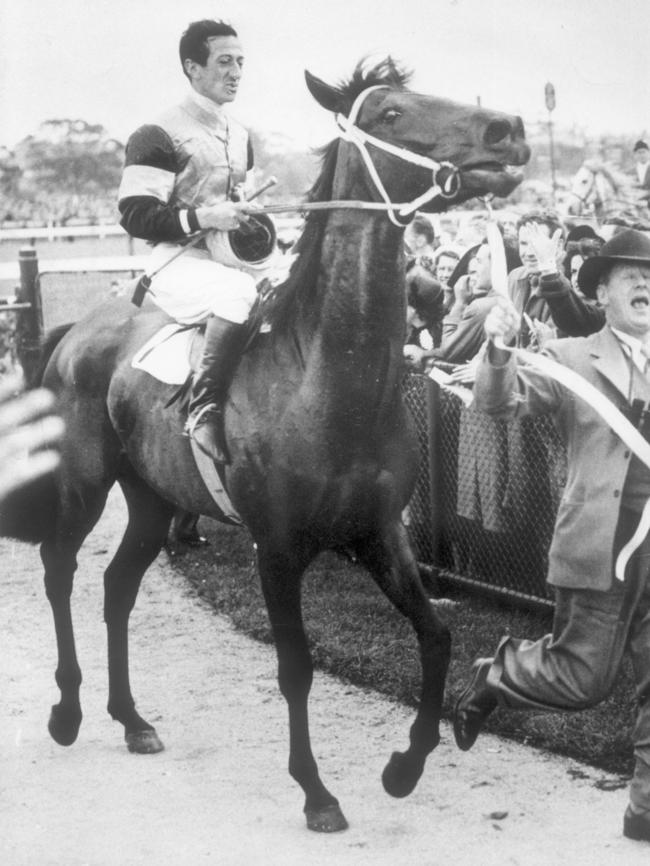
[187, 87, 228, 127]
[611, 326, 650, 373]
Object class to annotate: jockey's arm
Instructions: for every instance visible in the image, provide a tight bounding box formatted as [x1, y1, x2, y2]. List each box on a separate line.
[118, 125, 199, 242]
[118, 125, 258, 240]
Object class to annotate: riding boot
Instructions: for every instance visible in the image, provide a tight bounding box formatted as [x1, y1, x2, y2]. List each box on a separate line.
[184, 315, 247, 464]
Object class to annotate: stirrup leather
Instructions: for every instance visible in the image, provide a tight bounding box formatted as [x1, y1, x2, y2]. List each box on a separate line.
[184, 403, 218, 436]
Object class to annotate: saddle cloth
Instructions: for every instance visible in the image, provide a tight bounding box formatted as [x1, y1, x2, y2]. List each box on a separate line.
[131, 323, 242, 525]
[132, 323, 198, 384]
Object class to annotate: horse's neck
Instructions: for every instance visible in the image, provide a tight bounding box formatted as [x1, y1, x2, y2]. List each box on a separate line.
[317, 213, 405, 350]
[317, 143, 405, 345]
[297, 148, 407, 425]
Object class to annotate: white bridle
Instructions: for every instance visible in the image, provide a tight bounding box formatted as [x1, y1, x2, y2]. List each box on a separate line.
[335, 85, 462, 227]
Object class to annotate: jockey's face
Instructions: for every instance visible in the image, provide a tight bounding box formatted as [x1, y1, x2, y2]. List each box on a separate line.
[597, 262, 650, 338]
[186, 36, 244, 105]
[635, 148, 650, 165]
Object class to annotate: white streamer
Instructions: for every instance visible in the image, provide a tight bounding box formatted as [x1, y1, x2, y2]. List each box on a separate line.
[481, 216, 650, 581]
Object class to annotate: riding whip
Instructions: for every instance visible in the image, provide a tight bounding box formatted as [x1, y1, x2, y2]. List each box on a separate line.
[130, 176, 278, 307]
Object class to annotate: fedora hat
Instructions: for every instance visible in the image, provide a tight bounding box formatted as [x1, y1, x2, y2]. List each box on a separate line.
[633, 140, 649, 152]
[577, 229, 650, 298]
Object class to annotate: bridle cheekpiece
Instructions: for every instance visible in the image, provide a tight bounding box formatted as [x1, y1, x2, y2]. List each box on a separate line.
[335, 85, 462, 226]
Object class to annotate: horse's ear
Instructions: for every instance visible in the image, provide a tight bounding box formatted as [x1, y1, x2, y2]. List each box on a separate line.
[304, 70, 348, 114]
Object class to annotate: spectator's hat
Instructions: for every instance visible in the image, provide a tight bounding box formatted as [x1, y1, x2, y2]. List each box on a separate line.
[577, 229, 650, 298]
[406, 267, 442, 326]
[565, 224, 601, 244]
[448, 244, 480, 288]
[633, 140, 649, 152]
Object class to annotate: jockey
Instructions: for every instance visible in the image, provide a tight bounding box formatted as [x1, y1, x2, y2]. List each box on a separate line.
[118, 19, 259, 464]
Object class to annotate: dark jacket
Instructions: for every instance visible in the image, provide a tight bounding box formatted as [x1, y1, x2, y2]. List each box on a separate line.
[537, 271, 605, 336]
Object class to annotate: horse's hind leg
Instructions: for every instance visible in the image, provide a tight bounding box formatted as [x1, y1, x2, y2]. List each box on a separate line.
[42, 489, 110, 747]
[104, 473, 174, 753]
[256, 543, 349, 833]
[356, 517, 451, 799]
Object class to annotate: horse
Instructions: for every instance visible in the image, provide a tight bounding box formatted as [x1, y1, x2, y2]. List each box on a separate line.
[3, 58, 529, 832]
[565, 158, 650, 228]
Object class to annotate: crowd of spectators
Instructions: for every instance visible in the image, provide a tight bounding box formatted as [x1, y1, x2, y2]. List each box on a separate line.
[403, 206, 614, 590]
[1, 192, 118, 229]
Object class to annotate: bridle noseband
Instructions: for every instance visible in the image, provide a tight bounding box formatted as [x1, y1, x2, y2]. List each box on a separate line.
[335, 85, 462, 226]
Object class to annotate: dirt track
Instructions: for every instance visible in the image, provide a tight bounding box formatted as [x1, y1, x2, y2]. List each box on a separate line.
[2, 488, 649, 865]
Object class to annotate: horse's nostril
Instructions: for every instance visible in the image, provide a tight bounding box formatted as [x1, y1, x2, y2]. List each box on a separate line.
[484, 119, 512, 146]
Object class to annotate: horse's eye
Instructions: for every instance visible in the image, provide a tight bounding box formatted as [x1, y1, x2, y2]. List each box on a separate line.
[382, 109, 402, 124]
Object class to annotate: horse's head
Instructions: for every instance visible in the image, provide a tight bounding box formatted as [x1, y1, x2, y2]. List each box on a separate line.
[305, 58, 530, 215]
[567, 160, 626, 218]
[567, 162, 600, 216]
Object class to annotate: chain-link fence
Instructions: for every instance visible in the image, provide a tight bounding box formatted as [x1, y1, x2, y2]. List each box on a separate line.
[404, 372, 564, 609]
[39, 268, 142, 329]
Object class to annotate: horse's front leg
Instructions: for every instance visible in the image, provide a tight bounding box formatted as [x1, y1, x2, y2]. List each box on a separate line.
[257, 544, 348, 833]
[357, 517, 451, 798]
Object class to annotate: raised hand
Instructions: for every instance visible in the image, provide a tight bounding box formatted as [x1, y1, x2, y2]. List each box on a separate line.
[520, 223, 564, 274]
[484, 296, 521, 345]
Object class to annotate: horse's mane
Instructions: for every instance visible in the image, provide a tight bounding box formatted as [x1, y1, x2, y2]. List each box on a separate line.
[266, 58, 412, 335]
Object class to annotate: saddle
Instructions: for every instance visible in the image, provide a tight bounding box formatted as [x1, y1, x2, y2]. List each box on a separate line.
[131, 323, 202, 386]
[131, 294, 269, 389]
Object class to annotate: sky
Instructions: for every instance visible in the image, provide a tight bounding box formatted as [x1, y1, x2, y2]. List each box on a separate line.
[1, 0, 649, 151]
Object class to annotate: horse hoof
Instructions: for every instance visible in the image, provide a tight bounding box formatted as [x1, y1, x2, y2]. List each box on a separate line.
[125, 729, 165, 754]
[48, 704, 82, 746]
[382, 751, 424, 798]
[305, 803, 349, 833]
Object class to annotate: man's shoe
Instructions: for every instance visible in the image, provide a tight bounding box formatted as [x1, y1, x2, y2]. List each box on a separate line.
[453, 657, 498, 751]
[624, 805, 650, 842]
[185, 404, 229, 464]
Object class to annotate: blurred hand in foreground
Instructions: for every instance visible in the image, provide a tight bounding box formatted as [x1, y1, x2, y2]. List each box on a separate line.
[0, 374, 65, 500]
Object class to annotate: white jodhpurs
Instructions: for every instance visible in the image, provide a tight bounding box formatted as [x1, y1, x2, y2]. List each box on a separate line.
[147, 243, 257, 325]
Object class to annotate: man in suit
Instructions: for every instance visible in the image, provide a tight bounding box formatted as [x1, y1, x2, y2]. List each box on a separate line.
[452, 229, 650, 843]
[633, 140, 650, 203]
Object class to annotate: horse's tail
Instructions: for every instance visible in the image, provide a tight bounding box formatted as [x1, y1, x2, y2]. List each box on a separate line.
[27, 322, 75, 388]
[0, 473, 58, 544]
[0, 323, 74, 543]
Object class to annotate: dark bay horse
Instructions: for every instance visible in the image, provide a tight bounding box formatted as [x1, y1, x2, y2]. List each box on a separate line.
[4, 59, 529, 832]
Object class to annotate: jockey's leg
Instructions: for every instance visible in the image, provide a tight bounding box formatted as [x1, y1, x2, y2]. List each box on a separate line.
[184, 314, 248, 463]
[146, 247, 258, 462]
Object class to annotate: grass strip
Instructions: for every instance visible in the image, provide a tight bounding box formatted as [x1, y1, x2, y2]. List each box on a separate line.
[172, 520, 636, 779]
